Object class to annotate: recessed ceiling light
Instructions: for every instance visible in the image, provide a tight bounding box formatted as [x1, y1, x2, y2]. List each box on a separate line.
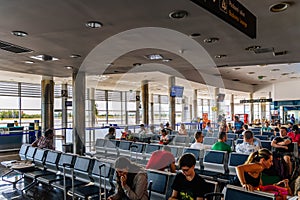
[251, 83, 258, 86]
[145, 54, 163, 60]
[24, 60, 34, 64]
[11, 31, 28, 37]
[281, 73, 289, 76]
[204, 37, 219, 43]
[245, 45, 261, 51]
[190, 33, 201, 38]
[270, 2, 289, 12]
[270, 78, 277, 81]
[64, 66, 73, 70]
[270, 69, 280, 72]
[169, 10, 188, 19]
[215, 54, 226, 58]
[70, 54, 81, 58]
[247, 72, 255, 75]
[232, 79, 240, 82]
[232, 67, 241, 70]
[162, 59, 172, 62]
[85, 21, 102, 28]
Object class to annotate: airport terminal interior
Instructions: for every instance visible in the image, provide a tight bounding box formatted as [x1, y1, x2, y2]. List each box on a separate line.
[1, 0, 300, 199]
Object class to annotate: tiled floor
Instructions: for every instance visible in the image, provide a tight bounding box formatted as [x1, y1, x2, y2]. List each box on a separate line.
[0, 166, 65, 200]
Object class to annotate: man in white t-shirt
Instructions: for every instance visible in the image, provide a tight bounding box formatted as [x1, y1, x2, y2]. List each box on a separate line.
[236, 130, 260, 154]
[190, 131, 205, 149]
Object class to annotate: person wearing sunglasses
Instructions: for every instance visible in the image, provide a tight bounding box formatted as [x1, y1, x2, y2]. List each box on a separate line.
[169, 153, 208, 200]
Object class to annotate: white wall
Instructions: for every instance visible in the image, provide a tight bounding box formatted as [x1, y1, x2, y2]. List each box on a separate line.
[253, 80, 300, 101]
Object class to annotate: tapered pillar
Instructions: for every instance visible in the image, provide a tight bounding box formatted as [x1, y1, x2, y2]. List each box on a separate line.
[193, 89, 198, 119]
[41, 76, 54, 132]
[231, 94, 234, 120]
[136, 91, 140, 124]
[150, 94, 154, 125]
[141, 80, 149, 125]
[61, 83, 68, 143]
[169, 76, 176, 130]
[249, 93, 254, 123]
[72, 71, 86, 155]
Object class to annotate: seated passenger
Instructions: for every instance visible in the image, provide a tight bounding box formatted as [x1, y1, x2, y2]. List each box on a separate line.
[271, 127, 293, 176]
[105, 127, 116, 140]
[121, 126, 129, 140]
[159, 129, 170, 145]
[31, 128, 55, 150]
[236, 130, 260, 154]
[108, 157, 148, 200]
[261, 121, 273, 134]
[287, 125, 300, 146]
[190, 131, 205, 150]
[211, 132, 232, 153]
[165, 122, 173, 132]
[178, 123, 187, 135]
[169, 153, 209, 200]
[146, 145, 176, 172]
[235, 148, 273, 191]
[204, 122, 213, 135]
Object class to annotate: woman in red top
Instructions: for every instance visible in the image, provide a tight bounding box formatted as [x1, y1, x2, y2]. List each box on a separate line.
[288, 125, 300, 146]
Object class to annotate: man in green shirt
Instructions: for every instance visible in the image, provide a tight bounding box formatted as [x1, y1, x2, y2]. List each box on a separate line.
[211, 132, 232, 153]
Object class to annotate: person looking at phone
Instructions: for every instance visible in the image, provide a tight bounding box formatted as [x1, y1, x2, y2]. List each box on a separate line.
[108, 157, 148, 200]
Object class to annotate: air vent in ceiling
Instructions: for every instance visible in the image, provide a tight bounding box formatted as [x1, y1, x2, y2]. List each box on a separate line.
[0, 40, 32, 53]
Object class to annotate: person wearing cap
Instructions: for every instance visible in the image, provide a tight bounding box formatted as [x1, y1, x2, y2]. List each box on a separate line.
[146, 145, 176, 172]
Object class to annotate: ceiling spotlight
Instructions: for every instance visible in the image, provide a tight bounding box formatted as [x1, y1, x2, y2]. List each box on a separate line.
[245, 45, 261, 51]
[247, 72, 255, 75]
[70, 54, 81, 58]
[133, 63, 142, 67]
[204, 37, 219, 43]
[65, 66, 73, 70]
[11, 31, 28, 37]
[190, 33, 201, 38]
[281, 73, 289, 76]
[232, 67, 241, 71]
[162, 59, 172, 62]
[169, 10, 188, 19]
[215, 54, 226, 59]
[86, 21, 102, 28]
[270, 2, 289, 12]
[270, 69, 280, 72]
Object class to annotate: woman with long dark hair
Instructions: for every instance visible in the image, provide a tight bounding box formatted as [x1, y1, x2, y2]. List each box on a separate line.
[235, 148, 273, 191]
[108, 157, 148, 200]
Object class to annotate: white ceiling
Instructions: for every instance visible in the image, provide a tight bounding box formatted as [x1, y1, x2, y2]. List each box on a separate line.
[0, 0, 299, 100]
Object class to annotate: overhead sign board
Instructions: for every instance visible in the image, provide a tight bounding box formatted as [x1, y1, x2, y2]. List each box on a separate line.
[240, 98, 272, 103]
[191, 0, 256, 38]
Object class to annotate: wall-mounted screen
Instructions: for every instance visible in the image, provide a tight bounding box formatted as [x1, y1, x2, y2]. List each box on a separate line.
[217, 93, 225, 102]
[170, 86, 184, 97]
